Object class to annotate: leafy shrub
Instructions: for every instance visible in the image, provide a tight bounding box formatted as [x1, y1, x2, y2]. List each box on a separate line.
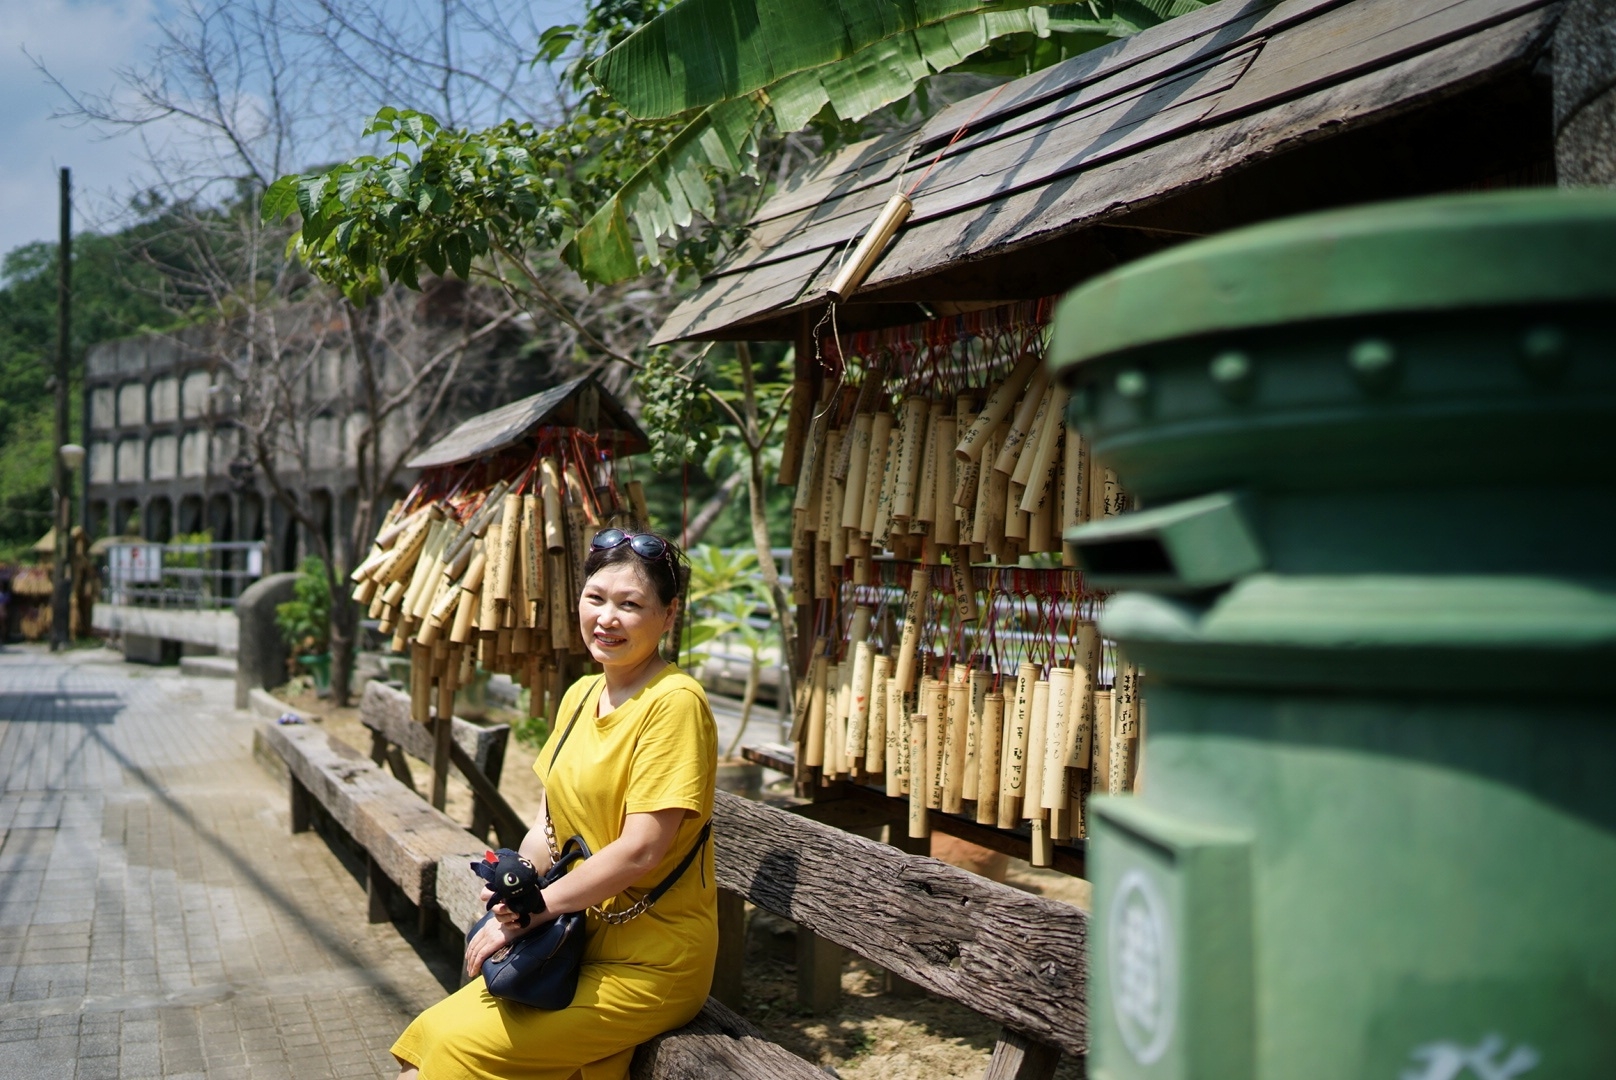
[275, 556, 331, 658]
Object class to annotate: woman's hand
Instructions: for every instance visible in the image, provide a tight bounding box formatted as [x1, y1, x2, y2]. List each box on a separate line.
[465, 915, 519, 979]
[477, 886, 541, 930]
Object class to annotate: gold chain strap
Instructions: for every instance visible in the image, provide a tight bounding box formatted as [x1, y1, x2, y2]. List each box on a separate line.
[544, 808, 659, 926]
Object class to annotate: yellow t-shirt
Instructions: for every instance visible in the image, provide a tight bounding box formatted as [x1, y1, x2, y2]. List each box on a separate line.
[534, 665, 719, 972]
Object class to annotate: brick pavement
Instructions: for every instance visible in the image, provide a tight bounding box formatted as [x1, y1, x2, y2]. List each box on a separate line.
[0, 644, 453, 1079]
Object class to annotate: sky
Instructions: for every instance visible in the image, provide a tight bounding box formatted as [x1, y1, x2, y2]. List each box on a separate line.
[0, 0, 577, 261]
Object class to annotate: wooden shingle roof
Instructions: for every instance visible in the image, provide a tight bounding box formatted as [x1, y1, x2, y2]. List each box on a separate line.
[652, 0, 1561, 345]
[407, 373, 648, 469]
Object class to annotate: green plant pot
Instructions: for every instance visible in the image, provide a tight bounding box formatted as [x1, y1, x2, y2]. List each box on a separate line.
[298, 652, 333, 696]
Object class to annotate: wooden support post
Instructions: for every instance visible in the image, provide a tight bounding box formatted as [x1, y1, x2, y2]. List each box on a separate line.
[289, 776, 311, 834]
[430, 712, 453, 811]
[982, 1029, 1062, 1080]
[796, 926, 843, 1014]
[713, 890, 747, 1010]
[367, 856, 391, 924]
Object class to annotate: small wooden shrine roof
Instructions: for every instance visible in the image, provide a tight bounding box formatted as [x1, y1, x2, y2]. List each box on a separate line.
[408, 373, 648, 469]
[651, 0, 1560, 345]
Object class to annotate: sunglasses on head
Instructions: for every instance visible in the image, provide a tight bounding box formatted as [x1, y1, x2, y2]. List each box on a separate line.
[590, 528, 671, 562]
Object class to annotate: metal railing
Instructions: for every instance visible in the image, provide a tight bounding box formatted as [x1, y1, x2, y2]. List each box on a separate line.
[102, 540, 267, 610]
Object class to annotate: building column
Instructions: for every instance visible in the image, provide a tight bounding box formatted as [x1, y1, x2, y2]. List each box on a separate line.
[1555, 0, 1616, 186]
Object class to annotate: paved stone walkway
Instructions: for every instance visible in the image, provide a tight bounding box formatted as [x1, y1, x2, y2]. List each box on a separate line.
[0, 645, 451, 1079]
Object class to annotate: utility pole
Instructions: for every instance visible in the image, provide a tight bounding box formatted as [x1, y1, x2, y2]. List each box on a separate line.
[51, 168, 72, 651]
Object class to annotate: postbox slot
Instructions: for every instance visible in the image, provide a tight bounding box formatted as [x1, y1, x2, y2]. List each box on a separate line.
[1066, 490, 1265, 592]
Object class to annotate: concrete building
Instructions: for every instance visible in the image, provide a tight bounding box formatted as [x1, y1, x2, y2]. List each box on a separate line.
[82, 287, 545, 573]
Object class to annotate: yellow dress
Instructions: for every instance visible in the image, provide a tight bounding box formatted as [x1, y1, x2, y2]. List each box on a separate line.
[392, 666, 718, 1079]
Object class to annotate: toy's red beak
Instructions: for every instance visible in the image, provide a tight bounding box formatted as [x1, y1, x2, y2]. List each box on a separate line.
[483, 850, 498, 864]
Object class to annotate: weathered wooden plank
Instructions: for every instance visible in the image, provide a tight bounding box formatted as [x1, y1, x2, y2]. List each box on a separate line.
[712, 791, 1090, 1056]
[262, 721, 472, 908]
[630, 998, 826, 1080]
[447, 738, 528, 848]
[863, 3, 1557, 289]
[982, 1029, 1064, 1080]
[360, 680, 509, 777]
[651, 247, 836, 344]
[435, 849, 490, 936]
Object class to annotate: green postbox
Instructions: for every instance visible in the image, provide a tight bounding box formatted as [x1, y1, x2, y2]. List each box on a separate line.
[1049, 191, 1616, 1079]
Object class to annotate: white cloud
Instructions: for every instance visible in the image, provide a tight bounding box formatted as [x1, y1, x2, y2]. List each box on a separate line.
[0, 0, 164, 255]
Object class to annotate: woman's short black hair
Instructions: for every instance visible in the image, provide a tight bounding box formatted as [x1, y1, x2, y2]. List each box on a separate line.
[581, 529, 685, 608]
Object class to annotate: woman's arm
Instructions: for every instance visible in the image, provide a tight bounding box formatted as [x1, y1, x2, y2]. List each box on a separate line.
[466, 806, 691, 977]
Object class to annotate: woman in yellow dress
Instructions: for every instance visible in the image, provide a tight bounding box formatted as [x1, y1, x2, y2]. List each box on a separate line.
[393, 528, 718, 1080]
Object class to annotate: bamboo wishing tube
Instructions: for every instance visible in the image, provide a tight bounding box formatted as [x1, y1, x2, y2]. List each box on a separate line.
[885, 673, 907, 796]
[1043, 668, 1075, 835]
[962, 667, 989, 802]
[827, 192, 913, 302]
[872, 427, 901, 548]
[930, 415, 959, 544]
[922, 677, 948, 810]
[846, 640, 875, 765]
[804, 654, 828, 769]
[1021, 387, 1071, 514]
[971, 426, 1004, 546]
[975, 691, 1004, 826]
[994, 367, 1052, 476]
[1022, 677, 1051, 823]
[908, 710, 930, 839]
[942, 666, 970, 814]
[998, 662, 1037, 828]
[449, 548, 485, 645]
[540, 459, 565, 552]
[841, 414, 874, 533]
[913, 400, 945, 530]
[793, 412, 825, 516]
[818, 430, 843, 538]
[956, 351, 1040, 462]
[860, 412, 893, 536]
[893, 567, 929, 693]
[1011, 388, 1054, 490]
[1065, 623, 1101, 767]
[494, 492, 521, 601]
[1092, 689, 1114, 796]
[867, 656, 890, 774]
[477, 522, 502, 636]
[1061, 430, 1086, 564]
[892, 397, 928, 522]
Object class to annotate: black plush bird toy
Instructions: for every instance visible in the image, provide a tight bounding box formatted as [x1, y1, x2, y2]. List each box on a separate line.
[471, 848, 546, 928]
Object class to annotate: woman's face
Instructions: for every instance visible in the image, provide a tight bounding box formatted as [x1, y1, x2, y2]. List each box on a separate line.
[578, 560, 676, 671]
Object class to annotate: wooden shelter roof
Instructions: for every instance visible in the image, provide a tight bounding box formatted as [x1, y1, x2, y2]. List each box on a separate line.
[407, 373, 648, 469]
[651, 0, 1561, 345]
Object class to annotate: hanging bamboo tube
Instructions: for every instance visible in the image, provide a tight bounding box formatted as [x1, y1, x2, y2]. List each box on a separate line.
[871, 426, 901, 549]
[1042, 666, 1075, 822]
[892, 397, 928, 523]
[941, 666, 970, 814]
[975, 691, 1005, 826]
[998, 661, 1037, 828]
[522, 493, 542, 627]
[835, 661, 856, 778]
[1061, 429, 1086, 565]
[846, 641, 875, 766]
[548, 550, 572, 644]
[410, 643, 431, 723]
[377, 505, 438, 586]
[908, 710, 929, 839]
[540, 459, 565, 552]
[994, 367, 1052, 476]
[922, 677, 948, 810]
[956, 351, 1040, 462]
[860, 412, 894, 537]
[399, 518, 446, 622]
[886, 672, 908, 794]
[493, 492, 521, 603]
[867, 655, 890, 774]
[803, 652, 829, 769]
[912, 400, 945, 532]
[817, 430, 843, 539]
[1028, 496, 1054, 554]
[1020, 388, 1070, 513]
[792, 411, 825, 516]
[963, 667, 990, 802]
[893, 567, 929, 693]
[449, 547, 485, 645]
[840, 414, 874, 533]
[1022, 676, 1051, 824]
[930, 414, 959, 544]
[971, 426, 1004, 546]
[1065, 623, 1101, 767]
[1011, 388, 1054, 490]
[1092, 688, 1114, 797]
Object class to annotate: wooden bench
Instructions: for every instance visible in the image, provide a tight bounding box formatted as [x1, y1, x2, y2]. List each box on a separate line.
[266, 720, 1086, 1078]
[359, 681, 526, 846]
[260, 720, 478, 932]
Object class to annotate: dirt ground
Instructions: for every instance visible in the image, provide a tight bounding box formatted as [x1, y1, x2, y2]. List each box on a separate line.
[276, 681, 1091, 1077]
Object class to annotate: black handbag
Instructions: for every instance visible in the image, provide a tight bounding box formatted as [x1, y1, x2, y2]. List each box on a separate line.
[467, 676, 712, 1010]
[469, 835, 591, 1009]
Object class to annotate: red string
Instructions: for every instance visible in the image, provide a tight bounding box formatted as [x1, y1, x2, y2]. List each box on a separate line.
[904, 82, 1010, 199]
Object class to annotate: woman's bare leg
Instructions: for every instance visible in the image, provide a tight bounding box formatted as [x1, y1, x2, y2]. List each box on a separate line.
[397, 1068, 419, 1080]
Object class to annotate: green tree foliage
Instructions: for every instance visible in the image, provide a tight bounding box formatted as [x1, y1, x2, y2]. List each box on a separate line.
[0, 232, 174, 558]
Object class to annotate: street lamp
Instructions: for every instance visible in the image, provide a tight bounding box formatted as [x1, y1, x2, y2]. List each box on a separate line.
[51, 443, 85, 651]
